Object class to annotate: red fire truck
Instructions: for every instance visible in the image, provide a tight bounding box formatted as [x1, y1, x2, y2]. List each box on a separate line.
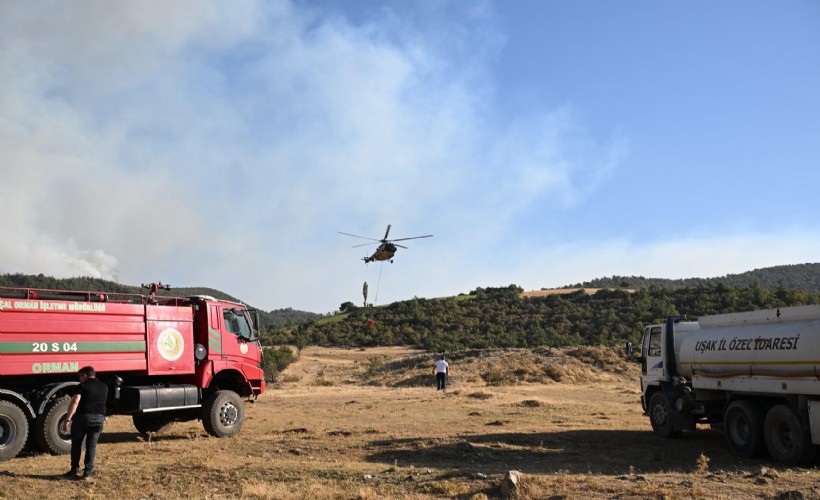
[0, 283, 265, 461]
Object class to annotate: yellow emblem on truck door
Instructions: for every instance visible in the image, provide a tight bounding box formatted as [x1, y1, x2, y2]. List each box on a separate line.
[157, 328, 185, 361]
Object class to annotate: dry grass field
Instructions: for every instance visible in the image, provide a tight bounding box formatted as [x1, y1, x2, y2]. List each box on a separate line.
[2, 346, 820, 499]
[520, 288, 609, 298]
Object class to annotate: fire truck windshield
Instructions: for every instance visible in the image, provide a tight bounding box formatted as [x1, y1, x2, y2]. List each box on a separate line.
[223, 308, 254, 340]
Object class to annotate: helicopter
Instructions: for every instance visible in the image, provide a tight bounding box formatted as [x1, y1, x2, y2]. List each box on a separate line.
[339, 224, 433, 263]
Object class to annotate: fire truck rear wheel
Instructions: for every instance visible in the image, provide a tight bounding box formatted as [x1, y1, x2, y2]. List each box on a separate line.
[0, 400, 30, 461]
[202, 390, 244, 437]
[34, 396, 71, 455]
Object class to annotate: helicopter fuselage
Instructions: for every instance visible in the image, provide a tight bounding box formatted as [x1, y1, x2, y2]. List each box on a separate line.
[340, 225, 431, 264]
[364, 243, 397, 263]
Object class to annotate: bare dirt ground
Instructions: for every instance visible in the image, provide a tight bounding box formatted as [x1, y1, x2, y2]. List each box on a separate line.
[2, 346, 819, 499]
[520, 288, 607, 297]
[520, 288, 634, 298]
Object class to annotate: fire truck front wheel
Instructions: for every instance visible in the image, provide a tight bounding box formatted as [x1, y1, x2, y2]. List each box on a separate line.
[202, 390, 245, 438]
[0, 400, 29, 461]
[34, 396, 72, 455]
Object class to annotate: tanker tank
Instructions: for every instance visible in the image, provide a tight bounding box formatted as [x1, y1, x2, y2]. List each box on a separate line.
[677, 305, 820, 380]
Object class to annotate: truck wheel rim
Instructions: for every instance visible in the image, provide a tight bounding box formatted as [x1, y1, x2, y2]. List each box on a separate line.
[58, 416, 71, 441]
[772, 421, 795, 452]
[728, 415, 751, 445]
[220, 403, 238, 426]
[653, 404, 669, 426]
[0, 416, 17, 449]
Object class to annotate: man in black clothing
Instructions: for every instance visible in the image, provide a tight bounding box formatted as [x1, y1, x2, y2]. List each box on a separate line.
[62, 366, 108, 480]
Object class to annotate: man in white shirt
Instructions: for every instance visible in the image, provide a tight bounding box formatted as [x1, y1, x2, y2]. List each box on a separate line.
[433, 355, 449, 390]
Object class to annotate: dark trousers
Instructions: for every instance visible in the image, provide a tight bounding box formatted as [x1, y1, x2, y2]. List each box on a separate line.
[70, 413, 105, 473]
[436, 372, 447, 390]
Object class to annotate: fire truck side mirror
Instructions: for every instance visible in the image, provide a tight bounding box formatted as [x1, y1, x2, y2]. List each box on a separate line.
[250, 311, 260, 342]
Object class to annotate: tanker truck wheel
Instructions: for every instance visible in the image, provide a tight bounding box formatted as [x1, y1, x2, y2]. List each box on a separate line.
[202, 390, 245, 437]
[133, 414, 175, 435]
[648, 392, 680, 438]
[33, 396, 71, 455]
[723, 400, 766, 457]
[0, 400, 30, 461]
[764, 404, 816, 465]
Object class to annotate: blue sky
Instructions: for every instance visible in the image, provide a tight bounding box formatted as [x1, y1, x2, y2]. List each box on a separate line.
[2, 1, 819, 313]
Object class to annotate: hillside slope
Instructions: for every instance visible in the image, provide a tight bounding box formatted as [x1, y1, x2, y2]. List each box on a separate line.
[299, 283, 820, 351]
[576, 262, 820, 292]
[5, 261, 820, 337]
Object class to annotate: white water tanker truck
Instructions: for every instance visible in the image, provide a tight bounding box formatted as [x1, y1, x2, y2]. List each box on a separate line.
[640, 305, 820, 464]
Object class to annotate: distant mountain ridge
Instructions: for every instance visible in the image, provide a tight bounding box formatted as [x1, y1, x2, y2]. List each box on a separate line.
[3, 262, 820, 323]
[573, 263, 820, 292]
[0, 274, 319, 329]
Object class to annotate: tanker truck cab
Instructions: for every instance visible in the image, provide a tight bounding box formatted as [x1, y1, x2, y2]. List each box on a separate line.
[640, 317, 703, 438]
[640, 317, 701, 390]
[639, 306, 820, 465]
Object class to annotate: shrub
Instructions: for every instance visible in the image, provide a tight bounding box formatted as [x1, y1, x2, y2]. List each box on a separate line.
[262, 346, 296, 381]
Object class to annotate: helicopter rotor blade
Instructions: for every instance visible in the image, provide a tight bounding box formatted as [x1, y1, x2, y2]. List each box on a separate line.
[338, 231, 382, 242]
[395, 244, 408, 249]
[352, 242, 380, 248]
[390, 234, 433, 242]
[383, 224, 392, 241]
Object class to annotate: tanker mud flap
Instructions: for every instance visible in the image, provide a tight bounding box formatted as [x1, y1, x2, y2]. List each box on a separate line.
[808, 401, 820, 445]
[660, 382, 697, 432]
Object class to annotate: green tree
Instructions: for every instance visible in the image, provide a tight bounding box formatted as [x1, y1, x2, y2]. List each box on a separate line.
[261, 346, 296, 382]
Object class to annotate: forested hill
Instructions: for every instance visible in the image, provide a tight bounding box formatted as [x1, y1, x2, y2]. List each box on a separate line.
[292, 262, 820, 351]
[6, 262, 820, 347]
[295, 283, 820, 352]
[0, 274, 319, 329]
[574, 263, 820, 292]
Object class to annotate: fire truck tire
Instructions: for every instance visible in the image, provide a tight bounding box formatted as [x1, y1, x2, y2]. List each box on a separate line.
[0, 400, 30, 461]
[132, 414, 175, 435]
[33, 396, 72, 455]
[202, 390, 244, 437]
[764, 404, 816, 465]
[648, 392, 680, 438]
[723, 400, 766, 457]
